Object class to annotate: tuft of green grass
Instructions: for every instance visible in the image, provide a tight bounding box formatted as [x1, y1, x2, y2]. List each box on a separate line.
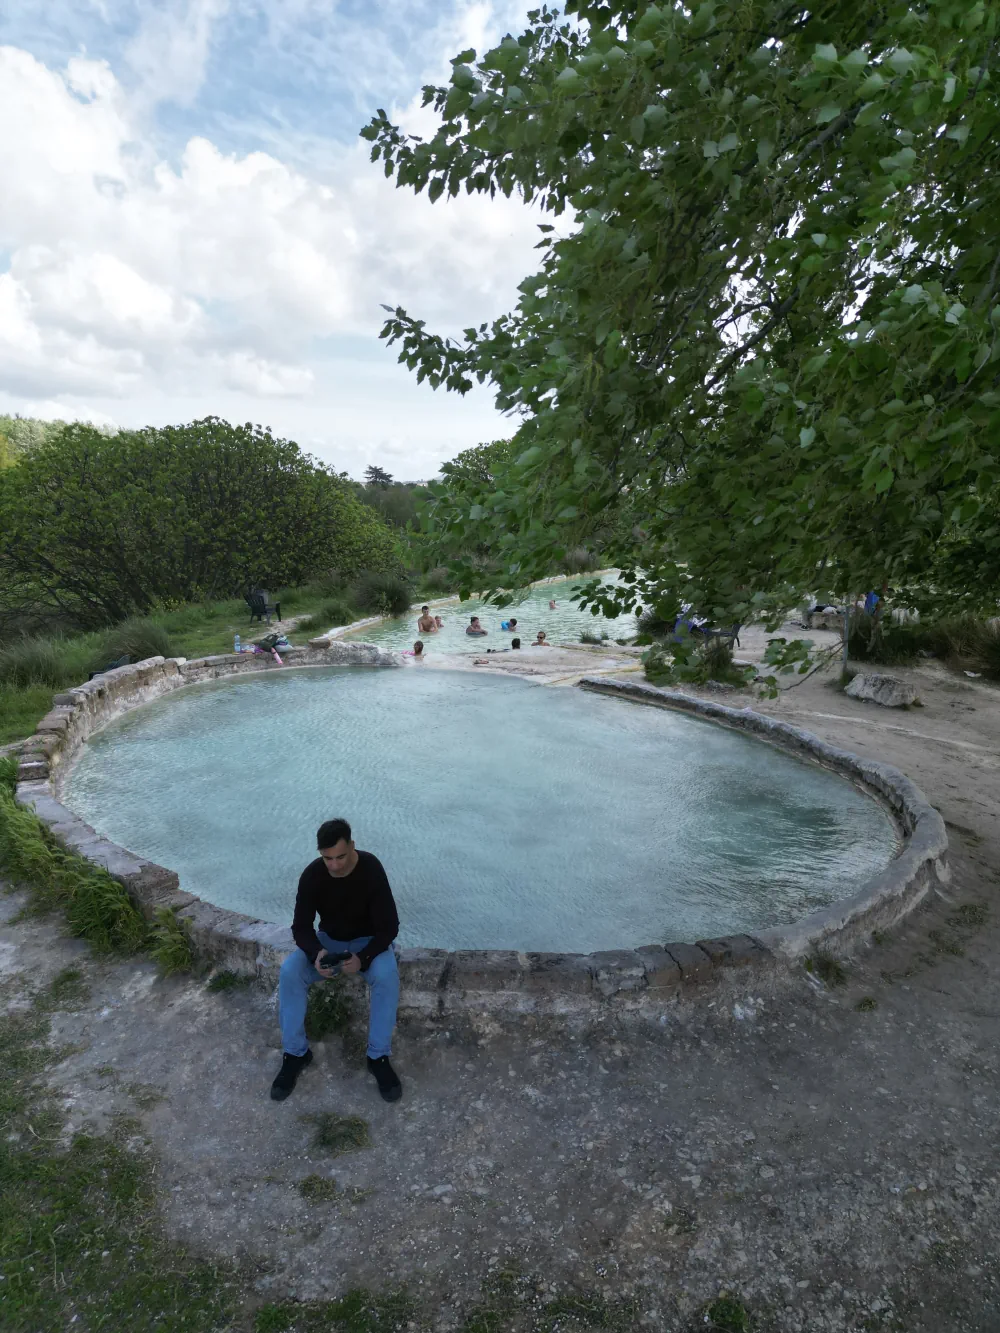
[98, 616, 175, 666]
[805, 952, 848, 987]
[855, 996, 878, 1012]
[206, 968, 256, 992]
[304, 975, 353, 1041]
[704, 1293, 753, 1331]
[0, 770, 149, 954]
[297, 1173, 340, 1203]
[300, 1112, 371, 1157]
[148, 906, 194, 975]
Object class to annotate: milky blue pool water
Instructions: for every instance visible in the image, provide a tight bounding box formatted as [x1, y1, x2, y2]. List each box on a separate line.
[64, 667, 898, 952]
[342, 576, 638, 654]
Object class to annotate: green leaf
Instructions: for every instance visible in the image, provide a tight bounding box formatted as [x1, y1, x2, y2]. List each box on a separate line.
[799, 426, 816, 447]
[702, 140, 719, 159]
[873, 467, 895, 494]
[812, 43, 839, 66]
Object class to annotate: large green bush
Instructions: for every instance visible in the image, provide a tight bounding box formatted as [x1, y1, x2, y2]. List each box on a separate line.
[348, 571, 413, 617]
[0, 418, 398, 628]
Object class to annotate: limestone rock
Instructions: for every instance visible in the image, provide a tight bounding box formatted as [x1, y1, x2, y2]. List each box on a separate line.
[845, 672, 917, 708]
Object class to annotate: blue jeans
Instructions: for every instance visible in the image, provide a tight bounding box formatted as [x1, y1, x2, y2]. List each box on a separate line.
[279, 933, 399, 1060]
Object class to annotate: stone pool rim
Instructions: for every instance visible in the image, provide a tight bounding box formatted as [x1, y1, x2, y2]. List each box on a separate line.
[12, 648, 949, 1013]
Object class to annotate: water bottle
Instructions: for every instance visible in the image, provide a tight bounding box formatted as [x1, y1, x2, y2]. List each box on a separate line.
[234, 634, 241, 654]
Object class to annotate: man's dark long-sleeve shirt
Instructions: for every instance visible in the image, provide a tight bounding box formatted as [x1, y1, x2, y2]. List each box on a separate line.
[291, 851, 399, 972]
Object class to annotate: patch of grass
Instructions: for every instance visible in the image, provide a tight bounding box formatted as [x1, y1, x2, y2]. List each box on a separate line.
[206, 968, 256, 992]
[37, 966, 90, 1012]
[297, 1173, 340, 1202]
[855, 996, 878, 1012]
[300, 1112, 371, 1157]
[125, 1081, 168, 1110]
[664, 1205, 698, 1236]
[948, 902, 988, 929]
[0, 999, 241, 1333]
[0, 684, 59, 745]
[703, 1293, 753, 1331]
[0, 768, 149, 954]
[148, 906, 194, 975]
[459, 1270, 641, 1333]
[255, 1287, 416, 1332]
[804, 952, 848, 987]
[304, 975, 353, 1041]
[927, 928, 964, 958]
[579, 629, 610, 644]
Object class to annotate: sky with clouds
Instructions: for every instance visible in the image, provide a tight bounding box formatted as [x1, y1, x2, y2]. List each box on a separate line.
[0, 1, 543, 479]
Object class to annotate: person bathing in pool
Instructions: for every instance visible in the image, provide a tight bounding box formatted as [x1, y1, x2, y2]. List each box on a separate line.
[416, 606, 437, 633]
[532, 630, 551, 646]
[272, 818, 402, 1105]
[466, 615, 488, 636]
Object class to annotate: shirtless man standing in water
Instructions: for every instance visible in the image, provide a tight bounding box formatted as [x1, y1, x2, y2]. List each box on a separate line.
[416, 606, 437, 633]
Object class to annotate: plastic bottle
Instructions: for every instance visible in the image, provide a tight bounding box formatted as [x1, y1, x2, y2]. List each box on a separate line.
[234, 634, 241, 654]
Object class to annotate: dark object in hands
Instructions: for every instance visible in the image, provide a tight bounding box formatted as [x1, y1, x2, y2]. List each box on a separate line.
[318, 949, 352, 970]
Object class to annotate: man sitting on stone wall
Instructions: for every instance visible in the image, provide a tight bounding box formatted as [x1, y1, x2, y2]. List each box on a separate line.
[271, 818, 402, 1104]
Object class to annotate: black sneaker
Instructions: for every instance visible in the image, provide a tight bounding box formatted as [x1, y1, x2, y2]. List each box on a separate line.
[367, 1055, 402, 1103]
[270, 1049, 313, 1101]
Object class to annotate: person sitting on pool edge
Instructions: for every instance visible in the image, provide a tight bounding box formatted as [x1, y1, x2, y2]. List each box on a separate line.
[466, 616, 488, 636]
[417, 606, 437, 633]
[271, 818, 402, 1104]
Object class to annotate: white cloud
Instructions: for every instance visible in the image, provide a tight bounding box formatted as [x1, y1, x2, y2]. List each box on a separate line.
[0, 38, 543, 476]
[125, 0, 230, 109]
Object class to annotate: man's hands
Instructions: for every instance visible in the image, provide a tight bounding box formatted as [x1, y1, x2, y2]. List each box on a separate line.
[315, 950, 361, 978]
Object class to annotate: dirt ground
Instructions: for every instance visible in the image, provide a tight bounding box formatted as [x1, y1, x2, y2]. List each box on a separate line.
[2, 648, 1000, 1330]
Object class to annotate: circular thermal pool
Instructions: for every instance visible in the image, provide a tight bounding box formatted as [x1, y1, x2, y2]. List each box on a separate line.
[63, 667, 898, 953]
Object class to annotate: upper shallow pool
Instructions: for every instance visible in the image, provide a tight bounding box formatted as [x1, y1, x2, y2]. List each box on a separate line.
[64, 667, 898, 953]
[342, 575, 638, 654]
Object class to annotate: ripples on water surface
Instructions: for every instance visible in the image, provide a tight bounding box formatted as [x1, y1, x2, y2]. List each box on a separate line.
[65, 667, 898, 952]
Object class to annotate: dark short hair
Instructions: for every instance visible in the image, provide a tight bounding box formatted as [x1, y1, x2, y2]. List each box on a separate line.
[511, 637, 521, 648]
[509, 618, 517, 625]
[317, 818, 352, 850]
[421, 605, 429, 611]
[470, 615, 479, 621]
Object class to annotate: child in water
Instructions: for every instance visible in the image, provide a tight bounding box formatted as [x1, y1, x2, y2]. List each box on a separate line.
[403, 640, 424, 659]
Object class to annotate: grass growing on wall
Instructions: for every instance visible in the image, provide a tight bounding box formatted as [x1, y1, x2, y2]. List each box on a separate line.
[0, 756, 149, 955]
